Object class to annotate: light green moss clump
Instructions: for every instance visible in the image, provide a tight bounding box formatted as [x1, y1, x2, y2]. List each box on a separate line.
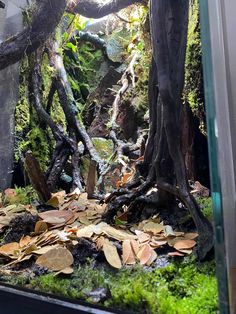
[28, 258, 218, 314]
[3, 186, 37, 205]
[92, 138, 114, 160]
[198, 197, 213, 221]
[184, 0, 206, 133]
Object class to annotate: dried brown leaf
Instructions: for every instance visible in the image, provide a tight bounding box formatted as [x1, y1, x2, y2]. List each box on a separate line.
[0, 242, 20, 257]
[38, 210, 74, 225]
[184, 233, 199, 240]
[130, 240, 139, 255]
[35, 221, 48, 234]
[137, 244, 152, 265]
[146, 249, 157, 266]
[168, 251, 185, 257]
[76, 225, 94, 238]
[173, 239, 196, 251]
[122, 240, 132, 264]
[32, 245, 59, 255]
[19, 235, 32, 248]
[103, 240, 122, 269]
[54, 267, 74, 276]
[36, 247, 74, 271]
[142, 222, 165, 235]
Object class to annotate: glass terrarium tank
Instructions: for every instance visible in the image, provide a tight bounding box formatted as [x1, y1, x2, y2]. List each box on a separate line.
[1, 0, 235, 313]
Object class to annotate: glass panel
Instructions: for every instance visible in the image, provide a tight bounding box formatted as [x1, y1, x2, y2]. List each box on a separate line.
[0, 1, 220, 313]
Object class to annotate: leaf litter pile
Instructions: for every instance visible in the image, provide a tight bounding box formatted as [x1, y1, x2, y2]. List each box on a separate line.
[0, 188, 198, 276]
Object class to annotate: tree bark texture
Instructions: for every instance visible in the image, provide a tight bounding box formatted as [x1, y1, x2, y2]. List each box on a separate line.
[149, 0, 213, 259]
[0, 0, 145, 70]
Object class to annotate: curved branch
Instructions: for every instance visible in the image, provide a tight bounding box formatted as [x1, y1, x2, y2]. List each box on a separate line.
[67, 0, 146, 18]
[0, 0, 146, 70]
[0, 0, 66, 70]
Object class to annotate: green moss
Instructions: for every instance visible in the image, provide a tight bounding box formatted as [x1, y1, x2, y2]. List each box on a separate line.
[3, 186, 37, 205]
[15, 53, 67, 170]
[27, 258, 218, 314]
[92, 138, 114, 160]
[198, 197, 213, 221]
[184, 0, 206, 134]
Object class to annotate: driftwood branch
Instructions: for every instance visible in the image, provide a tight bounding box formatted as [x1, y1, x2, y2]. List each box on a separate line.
[24, 151, 51, 202]
[0, 0, 146, 70]
[0, 0, 66, 70]
[47, 39, 105, 175]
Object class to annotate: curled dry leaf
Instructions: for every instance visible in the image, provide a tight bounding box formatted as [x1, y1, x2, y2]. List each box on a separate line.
[146, 249, 157, 266]
[96, 236, 105, 250]
[38, 210, 74, 225]
[19, 235, 32, 248]
[54, 267, 74, 276]
[168, 251, 185, 257]
[103, 240, 122, 269]
[0, 242, 20, 257]
[6, 254, 33, 267]
[122, 240, 138, 265]
[135, 230, 150, 244]
[122, 240, 132, 264]
[24, 244, 38, 255]
[46, 196, 60, 208]
[130, 240, 139, 255]
[173, 239, 196, 251]
[36, 247, 74, 271]
[32, 244, 60, 255]
[150, 240, 167, 249]
[184, 233, 198, 240]
[177, 249, 193, 255]
[76, 225, 94, 238]
[167, 237, 185, 247]
[137, 244, 152, 265]
[102, 225, 136, 241]
[142, 222, 165, 235]
[164, 225, 175, 237]
[35, 221, 48, 234]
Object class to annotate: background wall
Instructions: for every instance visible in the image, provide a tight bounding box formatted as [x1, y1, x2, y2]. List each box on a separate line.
[0, 0, 27, 190]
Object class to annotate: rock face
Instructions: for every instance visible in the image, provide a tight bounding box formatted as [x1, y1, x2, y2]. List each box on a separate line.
[0, 0, 27, 190]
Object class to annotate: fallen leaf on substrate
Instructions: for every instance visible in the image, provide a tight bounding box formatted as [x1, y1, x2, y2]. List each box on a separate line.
[54, 267, 74, 276]
[38, 210, 74, 226]
[32, 245, 60, 255]
[103, 239, 122, 269]
[122, 240, 135, 265]
[142, 222, 165, 235]
[168, 252, 185, 257]
[19, 235, 32, 248]
[36, 247, 74, 271]
[0, 242, 20, 257]
[173, 239, 196, 251]
[35, 221, 48, 234]
[137, 244, 152, 265]
[184, 233, 198, 240]
[0, 189, 200, 273]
